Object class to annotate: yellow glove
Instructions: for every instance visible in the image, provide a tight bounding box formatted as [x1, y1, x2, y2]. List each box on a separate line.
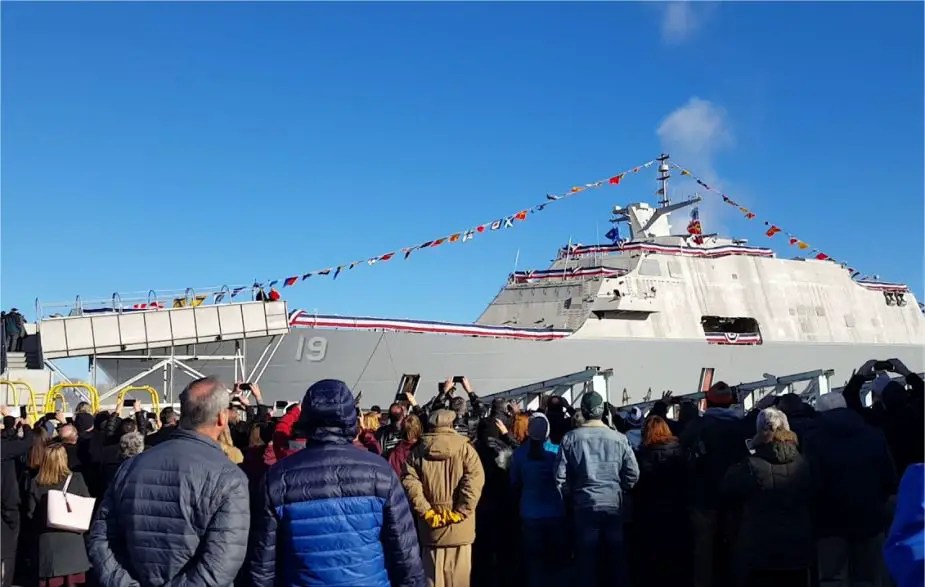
[424, 510, 444, 529]
[444, 511, 463, 524]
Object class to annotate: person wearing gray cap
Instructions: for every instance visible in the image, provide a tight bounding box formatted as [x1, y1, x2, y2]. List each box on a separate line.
[555, 391, 639, 587]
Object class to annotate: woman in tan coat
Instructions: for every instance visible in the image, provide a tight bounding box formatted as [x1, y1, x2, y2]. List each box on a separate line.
[402, 410, 485, 587]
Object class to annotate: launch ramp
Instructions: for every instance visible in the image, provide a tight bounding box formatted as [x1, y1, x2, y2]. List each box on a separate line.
[39, 301, 290, 359]
[480, 366, 614, 411]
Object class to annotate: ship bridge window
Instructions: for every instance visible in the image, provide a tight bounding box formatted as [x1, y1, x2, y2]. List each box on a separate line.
[701, 316, 763, 345]
[701, 316, 761, 334]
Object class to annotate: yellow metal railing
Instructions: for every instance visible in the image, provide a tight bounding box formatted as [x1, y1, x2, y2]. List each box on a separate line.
[0, 380, 39, 423]
[115, 386, 161, 416]
[43, 383, 100, 415]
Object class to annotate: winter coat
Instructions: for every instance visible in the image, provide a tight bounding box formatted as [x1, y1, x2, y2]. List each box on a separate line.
[633, 439, 690, 532]
[555, 420, 639, 513]
[510, 440, 563, 520]
[144, 424, 177, 448]
[388, 439, 416, 477]
[884, 464, 925, 587]
[680, 407, 751, 510]
[355, 429, 382, 454]
[402, 410, 485, 547]
[248, 379, 424, 587]
[843, 372, 925, 476]
[802, 407, 897, 538]
[631, 439, 693, 586]
[88, 429, 250, 587]
[474, 421, 516, 523]
[1, 436, 29, 560]
[722, 430, 814, 572]
[25, 473, 92, 578]
[272, 405, 302, 462]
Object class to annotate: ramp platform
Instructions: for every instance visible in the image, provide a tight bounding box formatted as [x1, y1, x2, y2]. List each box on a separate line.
[40, 301, 290, 359]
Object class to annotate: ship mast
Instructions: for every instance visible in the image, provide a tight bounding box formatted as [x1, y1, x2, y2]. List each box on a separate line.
[657, 153, 671, 208]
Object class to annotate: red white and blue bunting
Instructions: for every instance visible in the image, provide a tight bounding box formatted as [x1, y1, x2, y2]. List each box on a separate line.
[228, 159, 657, 296]
[672, 163, 873, 280]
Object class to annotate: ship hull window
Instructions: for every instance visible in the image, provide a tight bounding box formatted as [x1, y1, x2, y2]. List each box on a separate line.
[701, 316, 763, 345]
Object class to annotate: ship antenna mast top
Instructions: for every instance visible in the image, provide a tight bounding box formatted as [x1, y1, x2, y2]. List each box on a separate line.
[657, 153, 671, 208]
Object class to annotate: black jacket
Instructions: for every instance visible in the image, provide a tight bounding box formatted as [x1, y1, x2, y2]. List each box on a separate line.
[26, 473, 93, 578]
[680, 408, 751, 509]
[722, 431, 814, 571]
[88, 429, 250, 587]
[631, 439, 693, 586]
[802, 407, 897, 538]
[843, 372, 925, 476]
[0, 436, 29, 559]
[144, 425, 177, 449]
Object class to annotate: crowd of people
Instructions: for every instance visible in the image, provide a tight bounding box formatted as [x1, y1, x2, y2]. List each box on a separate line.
[0, 359, 922, 587]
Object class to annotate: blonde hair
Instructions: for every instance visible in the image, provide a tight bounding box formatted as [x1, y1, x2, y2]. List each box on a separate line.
[218, 426, 234, 449]
[36, 443, 70, 487]
[218, 427, 244, 464]
[362, 412, 381, 432]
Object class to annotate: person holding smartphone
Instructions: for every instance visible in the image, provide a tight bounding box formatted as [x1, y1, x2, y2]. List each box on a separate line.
[841, 358, 924, 476]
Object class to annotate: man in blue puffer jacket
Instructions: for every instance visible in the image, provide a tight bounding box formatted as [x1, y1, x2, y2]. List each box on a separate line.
[247, 379, 425, 587]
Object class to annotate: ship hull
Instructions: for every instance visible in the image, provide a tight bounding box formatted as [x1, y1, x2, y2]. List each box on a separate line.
[96, 327, 925, 407]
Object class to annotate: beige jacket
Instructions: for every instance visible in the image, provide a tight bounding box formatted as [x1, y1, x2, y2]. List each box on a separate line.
[402, 410, 485, 547]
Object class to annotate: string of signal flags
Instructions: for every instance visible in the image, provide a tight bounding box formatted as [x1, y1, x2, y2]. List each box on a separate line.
[669, 163, 868, 279]
[225, 155, 864, 299]
[242, 158, 659, 295]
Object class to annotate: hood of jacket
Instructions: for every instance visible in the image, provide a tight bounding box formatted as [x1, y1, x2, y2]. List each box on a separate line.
[754, 430, 800, 464]
[818, 407, 866, 437]
[417, 411, 469, 461]
[297, 379, 357, 445]
[703, 406, 743, 422]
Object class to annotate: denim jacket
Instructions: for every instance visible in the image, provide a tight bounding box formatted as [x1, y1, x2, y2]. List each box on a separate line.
[555, 420, 639, 512]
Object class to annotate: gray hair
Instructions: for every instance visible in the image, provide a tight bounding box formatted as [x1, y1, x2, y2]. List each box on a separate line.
[179, 377, 228, 430]
[119, 432, 145, 459]
[756, 407, 790, 436]
[816, 393, 847, 413]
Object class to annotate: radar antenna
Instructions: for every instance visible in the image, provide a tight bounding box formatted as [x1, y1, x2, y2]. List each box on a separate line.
[657, 153, 671, 208]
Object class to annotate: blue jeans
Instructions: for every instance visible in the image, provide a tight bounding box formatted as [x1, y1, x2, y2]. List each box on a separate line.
[522, 518, 568, 587]
[573, 509, 630, 587]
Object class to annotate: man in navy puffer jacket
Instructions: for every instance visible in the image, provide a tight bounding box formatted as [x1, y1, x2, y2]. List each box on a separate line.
[247, 379, 425, 587]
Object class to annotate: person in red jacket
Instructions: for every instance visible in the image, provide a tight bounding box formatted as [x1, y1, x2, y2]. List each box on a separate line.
[272, 404, 304, 462]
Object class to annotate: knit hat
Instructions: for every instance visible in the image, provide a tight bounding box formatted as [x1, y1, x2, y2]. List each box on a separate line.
[527, 413, 550, 441]
[625, 407, 644, 428]
[706, 382, 735, 407]
[74, 412, 94, 434]
[580, 391, 605, 419]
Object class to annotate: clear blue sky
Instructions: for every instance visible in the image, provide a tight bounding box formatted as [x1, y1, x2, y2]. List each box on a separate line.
[3, 2, 923, 325]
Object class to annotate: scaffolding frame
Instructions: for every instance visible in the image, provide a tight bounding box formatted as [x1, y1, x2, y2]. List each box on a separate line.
[94, 334, 285, 404]
[480, 366, 614, 411]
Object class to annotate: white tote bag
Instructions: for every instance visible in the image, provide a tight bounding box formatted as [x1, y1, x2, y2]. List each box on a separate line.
[46, 474, 96, 532]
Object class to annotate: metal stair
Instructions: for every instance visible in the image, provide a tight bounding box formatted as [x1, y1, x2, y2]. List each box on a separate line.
[5, 352, 27, 370]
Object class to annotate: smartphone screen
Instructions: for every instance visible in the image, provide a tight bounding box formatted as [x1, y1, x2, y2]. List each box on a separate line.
[122, 399, 135, 408]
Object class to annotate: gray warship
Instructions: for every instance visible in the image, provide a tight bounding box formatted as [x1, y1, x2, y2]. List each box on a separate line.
[71, 159, 923, 408]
